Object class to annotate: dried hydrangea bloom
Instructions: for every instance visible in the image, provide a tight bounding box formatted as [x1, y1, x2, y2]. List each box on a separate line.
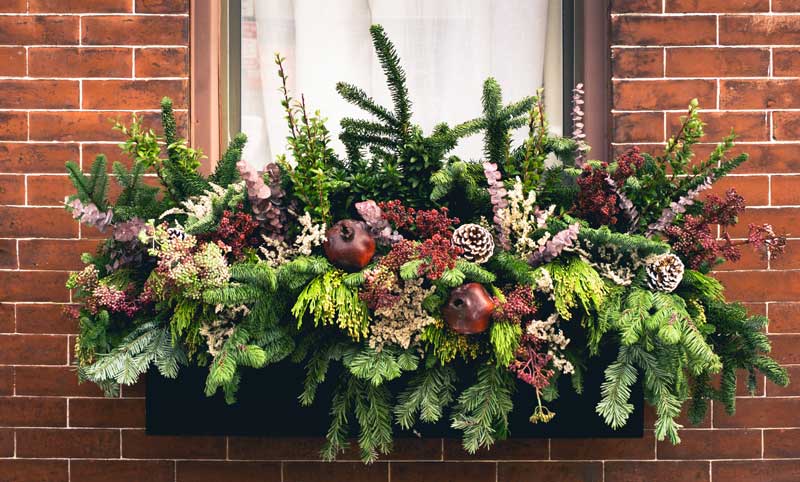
[369, 278, 437, 351]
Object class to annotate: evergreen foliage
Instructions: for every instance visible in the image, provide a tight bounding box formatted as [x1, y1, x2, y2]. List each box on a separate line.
[451, 365, 515, 453]
[62, 24, 790, 465]
[66, 155, 110, 211]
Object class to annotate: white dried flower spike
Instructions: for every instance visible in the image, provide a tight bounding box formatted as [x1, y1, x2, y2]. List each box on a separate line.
[452, 223, 495, 264]
[645, 253, 685, 293]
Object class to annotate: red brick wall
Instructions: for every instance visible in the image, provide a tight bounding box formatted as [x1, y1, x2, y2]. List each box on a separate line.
[0, 1, 798, 481]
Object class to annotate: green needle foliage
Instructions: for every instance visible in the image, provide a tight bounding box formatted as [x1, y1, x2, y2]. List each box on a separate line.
[451, 364, 515, 453]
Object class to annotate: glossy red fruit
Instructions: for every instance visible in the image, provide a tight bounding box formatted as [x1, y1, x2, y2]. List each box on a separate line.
[323, 219, 376, 272]
[442, 283, 495, 335]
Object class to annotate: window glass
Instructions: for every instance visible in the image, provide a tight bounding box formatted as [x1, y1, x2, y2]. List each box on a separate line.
[239, 0, 564, 167]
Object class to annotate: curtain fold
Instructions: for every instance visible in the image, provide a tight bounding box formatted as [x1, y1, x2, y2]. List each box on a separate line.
[241, 0, 555, 167]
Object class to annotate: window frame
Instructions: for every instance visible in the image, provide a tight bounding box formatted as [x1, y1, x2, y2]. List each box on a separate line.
[191, 0, 610, 168]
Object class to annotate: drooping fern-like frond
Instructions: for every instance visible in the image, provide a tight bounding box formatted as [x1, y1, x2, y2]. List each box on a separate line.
[451, 364, 515, 453]
[204, 327, 267, 403]
[395, 364, 457, 429]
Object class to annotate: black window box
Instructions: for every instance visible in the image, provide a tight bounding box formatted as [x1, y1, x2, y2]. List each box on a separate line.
[146, 353, 644, 439]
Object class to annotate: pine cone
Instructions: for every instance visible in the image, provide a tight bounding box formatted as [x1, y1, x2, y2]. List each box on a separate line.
[646, 253, 685, 293]
[452, 224, 495, 264]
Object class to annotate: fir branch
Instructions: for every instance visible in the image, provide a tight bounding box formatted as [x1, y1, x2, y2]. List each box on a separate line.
[451, 365, 515, 453]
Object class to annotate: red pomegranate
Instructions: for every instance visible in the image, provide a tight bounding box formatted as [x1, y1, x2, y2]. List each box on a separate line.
[442, 283, 495, 335]
[323, 220, 376, 272]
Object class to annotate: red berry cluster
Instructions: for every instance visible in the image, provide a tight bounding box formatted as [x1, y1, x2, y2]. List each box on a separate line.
[509, 334, 553, 390]
[665, 189, 785, 269]
[378, 200, 459, 239]
[417, 234, 463, 280]
[575, 147, 643, 227]
[206, 205, 260, 260]
[493, 285, 537, 325]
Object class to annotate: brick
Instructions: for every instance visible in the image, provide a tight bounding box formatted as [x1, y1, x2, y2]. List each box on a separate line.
[770, 239, 800, 270]
[0, 0, 26, 13]
[136, 0, 189, 14]
[16, 303, 77, 334]
[70, 398, 145, 427]
[774, 49, 800, 77]
[391, 463, 496, 482]
[26, 175, 77, 206]
[0, 460, 68, 482]
[0, 304, 13, 333]
[0, 112, 27, 141]
[713, 460, 800, 482]
[730, 207, 800, 236]
[706, 143, 800, 174]
[772, 175, 800, 205]
[722, 80, 800, 110]
[666, 48, 769, 77]
[721, 15, 800, 45]
[669, 111, 767, 142]
[768, 334, 800, 363]
[0, 396, 66, 426]
[611, 0, 662, 13]
[613, 80, 715, 110]
[16, 428, 119, 458]
[0, 334, 68, 363]
[15, 366, 103, 396]
[30, 0, 131, 12]
[657, 429, 761, 459]
[0, 271, 70, 303]
[122, 430, 226, 459]
[0, 429, 12, 456]
[83, 79, 188, 109]
[29, 47, 132, 78]
[19, 238, 100, 269]
[766, 302, 800, 333]
[135, 47, 189, 77]
[666, 0, 769, 12]
[714, 270, 800, 302]
[0, 80, 79, 109]
[612, 48, 663, 78]
[764, 428, 800, 458]
[0, 367, 10, 395]
[176, 462, 281, 482]
[706, 175, 769, 207]
[444, 438, 548, 460]
[773, 111, 800, 141]
[0, 239, 15, 269]
[0, 206, 77, 238]
[71, 460, 175, 482]
[712, 244, 768, 271]
[498, 462, 603, 482]
[0, 16, 79, 44]
[613, 112, 663, 143]
[121, 378, 146, 397]
[0, 47, 25, 76]
[713, 398, 800, 428]
[0, 144, 79, 174]
[284, 462, 387, 482]
[773, 0, 800, 11]
[605, 461, 708, 482]
[82, 16, 188, 45]
[0, 175, 24, 204]
[768, 365, 800, 396]
[551, 432, 655, 460]
[612, 16, 716, 46]
[30, 111, 128, 142]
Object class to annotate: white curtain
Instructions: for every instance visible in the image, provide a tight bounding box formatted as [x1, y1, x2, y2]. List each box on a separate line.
[240, 0, 559, 167]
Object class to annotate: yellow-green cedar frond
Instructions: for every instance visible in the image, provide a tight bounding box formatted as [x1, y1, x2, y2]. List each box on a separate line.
[292, 270, 370, 341]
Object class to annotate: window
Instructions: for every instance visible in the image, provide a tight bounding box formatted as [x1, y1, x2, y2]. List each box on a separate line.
[192, 0, 609, 168]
